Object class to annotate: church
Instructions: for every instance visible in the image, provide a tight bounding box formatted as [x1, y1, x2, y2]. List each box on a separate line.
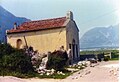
[6, 11, 80, 61]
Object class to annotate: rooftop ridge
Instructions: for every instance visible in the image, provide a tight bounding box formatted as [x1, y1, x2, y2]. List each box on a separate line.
[25, 16, 66, 23]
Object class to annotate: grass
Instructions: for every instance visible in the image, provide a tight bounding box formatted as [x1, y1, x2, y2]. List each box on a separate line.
[0, 66, 87, 79]
[80, 49, 119, 61]
[34, 69, 72, 79]
[110, 58, 119, 61]
[37, 72, 71, 79]
[0, 71, 37, 78]
[0, 69, 73, 79]
[67, 65, 86, 70]
[80, 49, 119, 55]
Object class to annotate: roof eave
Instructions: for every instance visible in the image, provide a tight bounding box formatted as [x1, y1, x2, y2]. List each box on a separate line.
[7, 26, 66, 34]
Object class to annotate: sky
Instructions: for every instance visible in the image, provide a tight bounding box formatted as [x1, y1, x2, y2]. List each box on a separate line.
[0, 0, 119, 38]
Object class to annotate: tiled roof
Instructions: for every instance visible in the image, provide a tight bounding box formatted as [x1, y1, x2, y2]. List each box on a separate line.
[7, 17, 66, 33]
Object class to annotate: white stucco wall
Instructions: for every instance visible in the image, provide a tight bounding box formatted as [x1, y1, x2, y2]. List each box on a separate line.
[66, 19, 80, 61]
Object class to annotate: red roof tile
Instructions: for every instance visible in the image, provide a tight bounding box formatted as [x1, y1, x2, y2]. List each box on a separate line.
[7, 17, 67, 33]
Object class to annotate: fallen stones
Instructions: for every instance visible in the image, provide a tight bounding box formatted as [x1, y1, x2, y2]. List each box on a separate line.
[57, 71, 65, 75]
[72, 76, 78, 79]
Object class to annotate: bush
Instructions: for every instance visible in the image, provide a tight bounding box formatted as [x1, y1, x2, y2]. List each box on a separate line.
[0, 43, 34, 75]
[46, 50, 68, 71]
[0, 43, 15, 58]
[111, 50, 119, 60]
[104, 56, 110, 61]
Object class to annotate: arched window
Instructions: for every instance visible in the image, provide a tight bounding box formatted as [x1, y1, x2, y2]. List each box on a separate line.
[16, 39, 22, 49]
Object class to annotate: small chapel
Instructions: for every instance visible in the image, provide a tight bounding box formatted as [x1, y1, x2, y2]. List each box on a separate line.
[6, 11, 80, 61]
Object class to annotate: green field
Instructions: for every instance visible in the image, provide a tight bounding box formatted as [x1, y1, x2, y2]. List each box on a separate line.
[80, 49, 119, 60]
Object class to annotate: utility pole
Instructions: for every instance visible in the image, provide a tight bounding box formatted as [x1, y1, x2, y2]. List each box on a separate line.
[23, 36, 28, 48]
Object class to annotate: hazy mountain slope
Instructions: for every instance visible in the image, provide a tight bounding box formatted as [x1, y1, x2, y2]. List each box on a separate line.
[0, 5, 30, 41]
[80, 25, 119, 49]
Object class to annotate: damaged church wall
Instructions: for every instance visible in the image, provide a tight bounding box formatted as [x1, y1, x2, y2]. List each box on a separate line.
[7, 27, 67, 53]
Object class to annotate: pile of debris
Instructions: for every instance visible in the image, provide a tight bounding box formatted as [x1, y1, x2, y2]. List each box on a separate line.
[25, 46, 68, 76]
[68, 61, 90, 69]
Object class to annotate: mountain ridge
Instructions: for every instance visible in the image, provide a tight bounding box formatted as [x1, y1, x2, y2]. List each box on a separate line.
[80, 25, 119, 49]
[0, 5, 30, 42]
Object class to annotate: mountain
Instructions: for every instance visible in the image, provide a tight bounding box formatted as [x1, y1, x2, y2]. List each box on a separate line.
[0, 5, 30, 42]
[80, 25, 119, 49]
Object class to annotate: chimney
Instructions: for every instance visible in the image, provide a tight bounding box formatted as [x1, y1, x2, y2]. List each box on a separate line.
[14, 22, 17, 30]
[66, 11, 73, 20]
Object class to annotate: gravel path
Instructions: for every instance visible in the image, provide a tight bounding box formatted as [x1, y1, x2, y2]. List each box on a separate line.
[61, 61, 119, 82]
[0, 61, 119, 82]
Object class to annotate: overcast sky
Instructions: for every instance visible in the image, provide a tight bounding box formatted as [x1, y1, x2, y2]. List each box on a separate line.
[0, 0, 119, 38]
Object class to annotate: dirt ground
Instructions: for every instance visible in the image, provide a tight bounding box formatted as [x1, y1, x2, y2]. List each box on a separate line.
[0, 61, 119, 82]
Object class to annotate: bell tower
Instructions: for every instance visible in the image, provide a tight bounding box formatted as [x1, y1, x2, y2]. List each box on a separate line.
[66, 11, 73, 20]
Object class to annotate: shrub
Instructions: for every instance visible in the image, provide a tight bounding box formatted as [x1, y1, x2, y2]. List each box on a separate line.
[104, 56, 110, 61]
[46, 50, 68, 71]
[0, 43, 34, 75]
[111, 50, 119, 60]
[0, 43, 15, 58]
